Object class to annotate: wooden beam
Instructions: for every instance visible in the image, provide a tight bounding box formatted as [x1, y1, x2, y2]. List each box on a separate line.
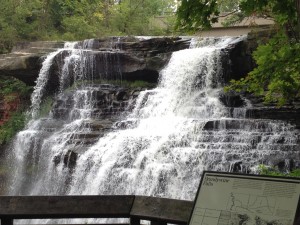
[0, 195, 194, 224]
[0, 196, 134, 219]
[130, 217, 140, 225]
[130, 196, 193, 225]
[1, 217, 13, 225]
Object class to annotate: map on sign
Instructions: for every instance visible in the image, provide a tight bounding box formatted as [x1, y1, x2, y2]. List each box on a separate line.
[189, 172, 300, 225]
[227, 193, 276, 215]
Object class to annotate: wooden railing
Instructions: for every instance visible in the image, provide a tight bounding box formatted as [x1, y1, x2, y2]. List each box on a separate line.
[0, 196, 194, 225]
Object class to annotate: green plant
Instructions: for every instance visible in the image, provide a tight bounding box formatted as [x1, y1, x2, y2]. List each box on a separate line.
[176, 0, 300, 105]
[258, 164, 300, 177]
[225, 32, 300, 106]
[0, 111, 27, 145]
[0, 77, 31, 100]
[0, 77, 31, 145]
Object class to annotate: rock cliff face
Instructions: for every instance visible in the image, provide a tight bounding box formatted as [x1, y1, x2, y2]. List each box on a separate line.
[0, 37, 190, 87]
[0, 36, 254, 87]
[1, 36, 300, 198]
[0, 41, 65, 86]
[49, 84, 145, 169]
[0, 35, 299, 133]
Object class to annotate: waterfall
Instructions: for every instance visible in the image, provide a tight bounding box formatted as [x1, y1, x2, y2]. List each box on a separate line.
[5, 37, 299, 205]
[30, 49, 63, 119]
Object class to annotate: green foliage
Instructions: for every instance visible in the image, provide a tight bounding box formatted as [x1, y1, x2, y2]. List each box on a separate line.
[176, 0, 300, 105]
[0, 0, 176, 52]
[0, 111, 27, 145]
[225, 32, 300, 106]
[176, 0, 219, 32]
[176, 0, 299, 33]
[0, 77, 31, 145]
[0, 77, 31, 101]
[258, 165, 300, 177]
[109, 0, 176, 35]
[240, 0, 298, 25]
[176, 0, 243, 32]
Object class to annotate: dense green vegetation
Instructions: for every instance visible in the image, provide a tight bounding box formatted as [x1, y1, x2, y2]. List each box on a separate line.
[0, 77, 31, 145]
[0, 111, 27, 145]
[0, 0, 177, 53]
[0, 77, 31, 99]
[177, 0, 300, 106]
[259, 165, 300, 177]
[225, 32, 300, 106]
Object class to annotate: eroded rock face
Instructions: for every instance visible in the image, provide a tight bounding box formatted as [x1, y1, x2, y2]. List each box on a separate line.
[243, 95, 300, 129]
[0, 37, 191, 87]
[0, 36, 255, 87]
[0, 42, 65, 85]
[48, 83, 145, 169]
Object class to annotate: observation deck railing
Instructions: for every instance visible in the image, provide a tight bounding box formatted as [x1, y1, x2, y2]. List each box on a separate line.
[0, 195, 193, 225]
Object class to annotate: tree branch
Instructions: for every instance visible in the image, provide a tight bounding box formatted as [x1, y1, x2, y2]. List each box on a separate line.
[215, 10, 239, 18]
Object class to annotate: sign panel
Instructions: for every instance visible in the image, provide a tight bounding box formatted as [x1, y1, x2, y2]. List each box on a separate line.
[189, 171, 300, 225]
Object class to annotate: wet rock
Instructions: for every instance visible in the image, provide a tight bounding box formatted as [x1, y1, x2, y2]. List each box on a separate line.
[63, 150, 78, 169]
[51, 84, 142, 121]
[0, 41, 64, 85]
[203, 119, 270, 131]
[0, 37, 189, 87]
[219, 92, 246, 107]
[245, 107, 300, 129]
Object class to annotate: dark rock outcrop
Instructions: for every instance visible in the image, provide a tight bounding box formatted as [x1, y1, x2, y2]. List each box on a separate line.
[0, 42, 65, 85]
[48, 83, 145, 169]
[0, 37, 190, 87]
[51, 84, 142, 121]
[2, 34, 299, 135]
[220, 91, 300, 129]
[243, 95, 300, 129]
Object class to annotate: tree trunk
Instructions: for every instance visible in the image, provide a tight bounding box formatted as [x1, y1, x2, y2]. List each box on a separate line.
[296, 0, 300, 39]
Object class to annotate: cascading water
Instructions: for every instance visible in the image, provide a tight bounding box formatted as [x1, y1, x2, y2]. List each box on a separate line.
[4, 37, 299, 207]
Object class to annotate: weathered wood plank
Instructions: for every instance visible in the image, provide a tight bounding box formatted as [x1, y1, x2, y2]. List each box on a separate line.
[0, 196, 134, 219]
[130, 217, 140, 225]
[1, 217, 13, 225]
[150, 221, 167, 225]
[130, 196, 193, 225]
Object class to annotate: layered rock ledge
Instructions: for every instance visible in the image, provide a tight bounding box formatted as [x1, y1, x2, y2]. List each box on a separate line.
[0, 36, 254, 86]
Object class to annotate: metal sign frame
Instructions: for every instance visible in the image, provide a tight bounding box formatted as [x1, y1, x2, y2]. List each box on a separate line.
[188, 171, 300, 225]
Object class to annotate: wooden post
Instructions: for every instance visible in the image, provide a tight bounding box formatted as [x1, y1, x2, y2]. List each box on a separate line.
[151, 221, 167, 225]
[1, 217, 13, 225]
[130, 217, 140, 225]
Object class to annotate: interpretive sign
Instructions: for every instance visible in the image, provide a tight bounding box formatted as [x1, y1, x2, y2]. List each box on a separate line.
[189, 171, 300, 225]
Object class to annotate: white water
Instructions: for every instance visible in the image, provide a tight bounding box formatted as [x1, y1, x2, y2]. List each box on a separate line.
[6, 37, 299, 206]
[30, 49, 63, 119]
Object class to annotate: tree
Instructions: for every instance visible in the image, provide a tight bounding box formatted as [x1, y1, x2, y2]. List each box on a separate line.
[176, 0, 219, 31]
[176, 0, 300, 106]
[46, 0, 107, 39]
[0, 0, 48, 53]
[110, 0, 176, 35]
[0, 0, 176, 49]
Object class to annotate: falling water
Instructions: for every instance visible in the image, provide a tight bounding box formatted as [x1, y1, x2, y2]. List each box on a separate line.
[5, 37, 299, 207]
[30, 49, 63, 118]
